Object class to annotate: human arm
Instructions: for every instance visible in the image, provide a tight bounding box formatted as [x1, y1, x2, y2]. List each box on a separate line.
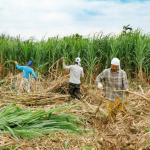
[15, 63, 24, 71]
[96, 71, 105, 89]
[80, 68, 84, 83]
[122, 71, 129, 96]
[81, 68, 84, 78]
[122, 71, 128, 90]
[63, 59, 71, 70]
[32, 70, 37, 80]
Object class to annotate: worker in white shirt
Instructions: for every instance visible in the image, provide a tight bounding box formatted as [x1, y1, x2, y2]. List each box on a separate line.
[63, 57, 84, 100]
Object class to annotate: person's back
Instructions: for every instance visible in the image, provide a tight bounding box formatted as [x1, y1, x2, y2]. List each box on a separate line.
[66, 64, 84, 84]
[16, 64, 37, 80]
[63, 57, 84, 100]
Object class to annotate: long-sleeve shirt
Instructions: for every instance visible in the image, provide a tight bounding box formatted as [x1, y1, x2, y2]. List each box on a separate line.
[16, 64, 37, 80]
[63, 61, 84, 84]
[96, 68, 128, 102]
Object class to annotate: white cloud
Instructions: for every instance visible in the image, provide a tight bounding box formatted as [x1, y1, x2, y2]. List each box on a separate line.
[0, 0, 150, 40]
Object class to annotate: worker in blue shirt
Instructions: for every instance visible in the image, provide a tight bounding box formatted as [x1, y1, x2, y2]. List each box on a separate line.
[14, 60, 37, 93]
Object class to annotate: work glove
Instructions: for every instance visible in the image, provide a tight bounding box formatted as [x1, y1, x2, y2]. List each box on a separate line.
[14, 61, 18, 64]
[98, 82, 103, 89]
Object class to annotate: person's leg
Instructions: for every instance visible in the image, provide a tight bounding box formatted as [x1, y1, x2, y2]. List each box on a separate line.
[20, 78, 27, 92]
[74, 84, 81, 100]
[116, 97, 127, 117]
[107, 99, 118, 122]
[20, 78, 24, 90]
[27, 79, 30, 93]
[68, 83, 75, 100]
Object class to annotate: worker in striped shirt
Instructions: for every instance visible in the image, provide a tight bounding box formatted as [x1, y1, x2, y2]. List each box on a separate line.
[96, 58, 128, 123]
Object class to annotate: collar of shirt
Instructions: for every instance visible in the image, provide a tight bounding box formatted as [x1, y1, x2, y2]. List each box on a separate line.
[110, 68, 120, 74]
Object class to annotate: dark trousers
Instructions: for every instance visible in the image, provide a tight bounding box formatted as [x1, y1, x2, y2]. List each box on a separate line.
[69, 82, 81, 100]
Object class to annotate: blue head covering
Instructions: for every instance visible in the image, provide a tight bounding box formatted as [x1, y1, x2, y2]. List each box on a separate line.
[28, 61, 33, 66]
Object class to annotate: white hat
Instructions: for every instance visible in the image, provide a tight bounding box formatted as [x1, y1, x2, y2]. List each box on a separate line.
[111, 58, 120, 67]
[75, 57, 81, 66]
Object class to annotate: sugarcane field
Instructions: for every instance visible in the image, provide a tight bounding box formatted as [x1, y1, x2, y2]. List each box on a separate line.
[0, 30, 150, 150]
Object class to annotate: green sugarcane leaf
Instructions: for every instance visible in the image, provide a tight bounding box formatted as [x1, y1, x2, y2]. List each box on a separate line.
[65, 140, 69, 150]
[0, 103, 83, 138]
[0, 105, 19, 119]
[5, 126, 19, 142]
[0, 103, 13, 114]
[14, 130, 45, 137]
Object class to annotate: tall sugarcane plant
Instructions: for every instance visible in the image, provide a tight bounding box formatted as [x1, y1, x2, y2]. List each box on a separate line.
[1, 28, 150, 83]
[133, 30, 150, 82]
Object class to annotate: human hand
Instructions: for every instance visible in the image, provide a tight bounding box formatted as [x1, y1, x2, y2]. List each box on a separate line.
[61, 57, 65, 62]
[14, 61, 18, 64]
[98, 82, 103, 89]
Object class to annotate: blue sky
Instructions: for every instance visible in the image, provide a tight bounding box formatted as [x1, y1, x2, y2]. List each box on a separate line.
[0, 0, 149, 40]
